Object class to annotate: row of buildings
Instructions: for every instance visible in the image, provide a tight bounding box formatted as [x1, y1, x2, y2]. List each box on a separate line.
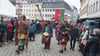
[16, 0, 78, 21]
[80, 0, 100, 19]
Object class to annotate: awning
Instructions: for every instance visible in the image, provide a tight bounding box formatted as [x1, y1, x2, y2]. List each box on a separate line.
[0, 0, 16, 17]
[87, 11, 100, 18]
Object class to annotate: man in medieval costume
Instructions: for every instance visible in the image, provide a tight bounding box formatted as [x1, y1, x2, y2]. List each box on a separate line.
[42, 21, 53, 49]
[15, 15, 29, 54]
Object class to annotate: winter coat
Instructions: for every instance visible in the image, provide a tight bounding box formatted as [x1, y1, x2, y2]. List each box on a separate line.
[70, 27, 79, 39]
[29, 24, 36, 33]
[6, 22, 13, 32]
[0, 21, 7, 33]
[40, 21, 44, 28]
[42, 24, 53, 39]
[86, 35, 99, 53]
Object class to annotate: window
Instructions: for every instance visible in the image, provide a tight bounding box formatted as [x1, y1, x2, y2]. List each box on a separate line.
[93, 3, 95, 12]
[32, 14, 33, 16]
[48, 9, 49, 12]
[42, 9, 44, 11]
[32, 9, 33, 12]
[46, 9, 47, 12]
[48, 14, 49, 17]
[53, 14, 54, 17]
[31, 1, 33, 3]
[91, 5, 93, 13]
[89, 6, 90, 14]
[96, 1, 98, 11]
[50, 14, 51, 17]
[45, 14, 47, 17]
[53, 9, 55, 11]
[32, 5, 33, 7]
[50, 9, 52, 12]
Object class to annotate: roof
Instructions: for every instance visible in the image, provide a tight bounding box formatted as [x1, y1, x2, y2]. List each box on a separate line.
[27, 0, 64, 3]
[42, 2, 72, 11]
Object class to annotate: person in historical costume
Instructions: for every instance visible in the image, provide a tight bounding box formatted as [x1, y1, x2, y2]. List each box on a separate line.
[59, 19, 70, 53]
[15, 15, 29, 54]
[42, 21, 53, 49]
[55, 22, 62, 45]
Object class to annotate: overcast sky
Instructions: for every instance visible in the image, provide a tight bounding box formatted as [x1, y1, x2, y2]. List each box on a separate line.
[64, 0, 80, 10]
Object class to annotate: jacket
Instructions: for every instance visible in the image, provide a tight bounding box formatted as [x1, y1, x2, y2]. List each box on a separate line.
[70, 27, 79, 39]
[42, 24, 53, 38]
[86, 35, 99, 53]
[17, 20, 29, 34]
[0, 21, 7, 33]
[7, 23, 13, 32]
[29, 24, 36, 33]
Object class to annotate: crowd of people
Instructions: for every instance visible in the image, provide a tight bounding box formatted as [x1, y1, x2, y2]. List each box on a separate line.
[0, 15, 100, 56]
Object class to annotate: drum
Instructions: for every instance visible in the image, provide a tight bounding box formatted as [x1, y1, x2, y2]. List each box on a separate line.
[42, 32, 49, 44]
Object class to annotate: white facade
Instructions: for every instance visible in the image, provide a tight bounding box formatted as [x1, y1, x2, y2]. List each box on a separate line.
[41, 8, 64, 20]
[21, 1, 42, 20]
[64, 9, 72, 20]
[88, 0, 100, 18]
[71, 6, 78, 21]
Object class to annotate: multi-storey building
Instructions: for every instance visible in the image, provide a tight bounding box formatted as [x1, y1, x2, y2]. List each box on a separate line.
[87, 0, 100, 18]
[21, 1, 42, 19]
[16, 0, 75, 21]
[80, 0, 88, 19]
[71, 6, 78, 21]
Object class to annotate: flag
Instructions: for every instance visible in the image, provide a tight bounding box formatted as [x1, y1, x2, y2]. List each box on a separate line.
[55, 9, 64, 23]
[55, 9, 60, 23]
[59, 10, 64, 22]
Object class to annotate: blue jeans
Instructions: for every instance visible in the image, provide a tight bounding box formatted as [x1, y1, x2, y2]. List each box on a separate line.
[88, 52, 96, 56]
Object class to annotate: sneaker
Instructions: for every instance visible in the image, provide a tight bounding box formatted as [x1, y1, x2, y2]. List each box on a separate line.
[72, 48, 74, 51]
[19, 46, 24, 51]
[64, 48, 67, 51]
[44, 47, 47, 49]
[8, 41, 11, 43]
[70, 47, 72, 50]
[15, 50, 20, 54]
[59, 50, 63, 53]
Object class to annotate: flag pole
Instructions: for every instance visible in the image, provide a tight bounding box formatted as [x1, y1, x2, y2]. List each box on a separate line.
[36, 5, 43, 21]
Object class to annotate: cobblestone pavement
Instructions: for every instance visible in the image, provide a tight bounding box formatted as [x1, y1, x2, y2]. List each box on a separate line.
[0, 34, 82, 56]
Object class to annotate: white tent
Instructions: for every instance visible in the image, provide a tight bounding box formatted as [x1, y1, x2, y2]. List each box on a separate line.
[0, 0, 16, 17]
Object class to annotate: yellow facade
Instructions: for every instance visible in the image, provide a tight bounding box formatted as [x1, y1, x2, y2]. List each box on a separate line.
[80, 0, 88, 19]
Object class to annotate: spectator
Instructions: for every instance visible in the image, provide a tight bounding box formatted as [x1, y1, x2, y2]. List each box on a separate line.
[29, 22, 36, 41]
[70, 24, 79, 51]
[83, 28, 100, 56]
[6, 19, 13, 43]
